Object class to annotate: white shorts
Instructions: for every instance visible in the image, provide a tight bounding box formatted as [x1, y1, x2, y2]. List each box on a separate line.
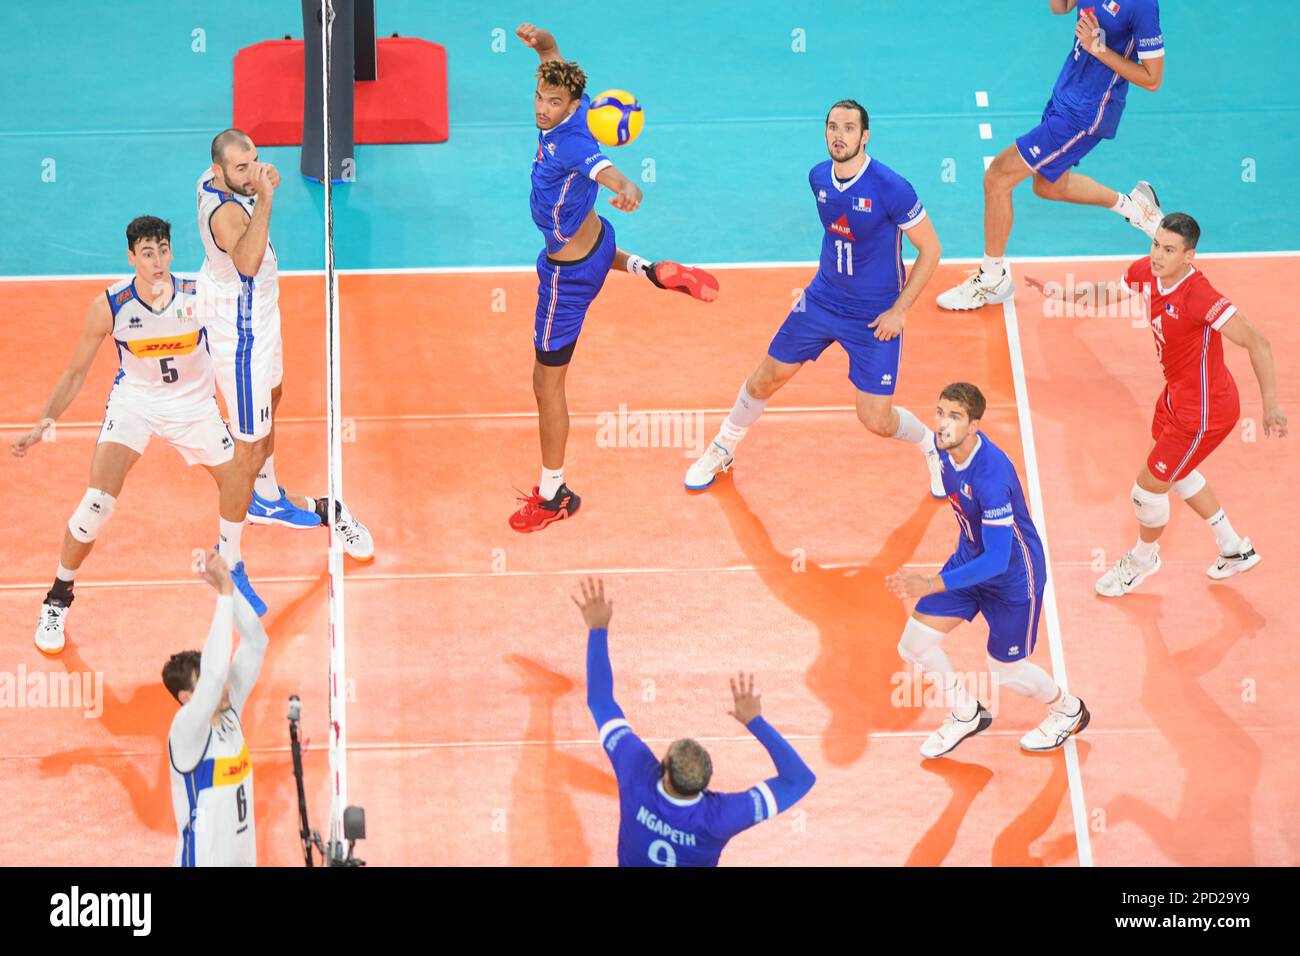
[203, 300, 284, 442]
[98, 387, 235, 467]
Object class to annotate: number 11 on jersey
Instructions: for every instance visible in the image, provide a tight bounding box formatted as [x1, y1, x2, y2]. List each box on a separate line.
[835, 239, 854, 275]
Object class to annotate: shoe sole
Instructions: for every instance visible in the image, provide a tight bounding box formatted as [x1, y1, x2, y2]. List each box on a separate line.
[1096, 555, 1161, 597]
[921, 709, 993, 759]
[247, 514, 322, 528]
[685, 462, 733, 491]
[654, 262, 720, 303]
[1021, 703, 1091, 752]
[510, 499, 581, 533]
[1206, 552, 1261, 580]
[936, 284, 1016, 311]
[34, 637, 66, 657]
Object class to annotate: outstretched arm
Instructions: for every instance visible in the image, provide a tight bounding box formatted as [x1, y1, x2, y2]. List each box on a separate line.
[1023, 273, 1139, 309]
[517, 23, 564, 63]
[11, 294, 111, 456]
[227, 590, 269, 715]
[729, 674, 815, 814]
[575, 578, 624, 726]
[1220, 312, 1287, 438]
[170, 552, 236, 772]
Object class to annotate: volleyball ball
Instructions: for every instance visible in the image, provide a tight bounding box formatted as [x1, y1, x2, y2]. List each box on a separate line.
[587, 90, 643, 147]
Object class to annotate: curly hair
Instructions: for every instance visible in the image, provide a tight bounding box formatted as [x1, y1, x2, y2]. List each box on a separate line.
[664, 738, 713, 795]
[536, 60, 587, 101]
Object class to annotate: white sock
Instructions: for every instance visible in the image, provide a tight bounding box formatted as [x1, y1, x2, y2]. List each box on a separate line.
[1051, 690, 1082, 715]
[1132, 538, 1158, 564]
[625, 254, 650, 277]
[915, 646, 978, 720]
[539, 467, 565, 500]
[717, 383, 769, 450]
[981, 254, 1005, 278]
[1111, 192, 1136, 219]
[56, 562, 78, 583]
[1207, 509, 1242, 554]
[219, 517, 244, 566]
[254, 455, 281, 501]
[892, 407, 935, 452]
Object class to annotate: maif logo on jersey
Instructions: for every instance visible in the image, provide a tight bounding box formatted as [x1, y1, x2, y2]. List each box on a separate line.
[852, 197, 872, 213]
[828, 215, 855, 241]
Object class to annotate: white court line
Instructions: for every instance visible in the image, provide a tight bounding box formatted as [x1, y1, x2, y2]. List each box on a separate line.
[1001, 263, 1093, 868]
[4, 250, 1300, 282]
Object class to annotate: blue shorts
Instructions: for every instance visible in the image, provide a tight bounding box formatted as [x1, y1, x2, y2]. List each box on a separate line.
[915, 557, 1046, 662]
[1014, 101, 1106, 184]
[767, 291, 901, 395]
[534, 216, 617, 354]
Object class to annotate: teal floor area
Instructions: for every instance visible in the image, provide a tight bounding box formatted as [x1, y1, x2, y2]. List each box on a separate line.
[1, 1, 1298, 275]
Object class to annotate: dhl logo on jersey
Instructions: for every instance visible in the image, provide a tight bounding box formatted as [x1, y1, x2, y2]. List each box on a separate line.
[123, 331, 202, 358]
[213, 743, 252, 787]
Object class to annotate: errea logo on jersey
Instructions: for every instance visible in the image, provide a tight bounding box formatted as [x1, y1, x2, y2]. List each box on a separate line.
[1029, 145, 1042, 158]
[1155, 460, 1168, 474]
[880, 373, 892, 386]
[817, 189, 827, 204]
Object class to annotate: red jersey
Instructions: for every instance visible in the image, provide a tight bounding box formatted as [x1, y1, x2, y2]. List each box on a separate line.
[1122, 258, 1239, 427]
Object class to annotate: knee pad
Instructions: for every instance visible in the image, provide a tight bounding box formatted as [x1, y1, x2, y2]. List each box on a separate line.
[898, 617, 946, 666]
[1131, 483, 1170, 529]
[68, 488, 116, 544]
[987, 656, 1058, 703]
[1171, 469, 1206, 500]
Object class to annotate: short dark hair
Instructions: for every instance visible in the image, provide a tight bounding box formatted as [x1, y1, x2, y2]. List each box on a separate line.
[162, 651, 201, 702]
[1158, 212, 1200, 250]
[664, 739, 712, 796]
[536, 60, 586, 101]
[826, 99, 869, 131]
[940, 382, 987, 421]
[211, 128, 253, 163]
[126, 215, 171, 252]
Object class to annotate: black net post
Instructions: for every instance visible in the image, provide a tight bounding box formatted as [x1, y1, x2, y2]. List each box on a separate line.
[301, 0, 355, 182]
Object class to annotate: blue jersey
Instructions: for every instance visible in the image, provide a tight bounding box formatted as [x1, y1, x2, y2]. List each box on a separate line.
[1049, 0, 1163, 139]
[804, 156, 926, 316]
[529, 94, 612, 254]
[939, 434, 1045, 601]
[598, 718, 775, 867]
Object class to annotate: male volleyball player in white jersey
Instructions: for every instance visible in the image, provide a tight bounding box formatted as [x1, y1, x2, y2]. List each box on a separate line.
[197, 129, 372, 609]
[12, 217, 238, 655]
[164, 549, 267, 867]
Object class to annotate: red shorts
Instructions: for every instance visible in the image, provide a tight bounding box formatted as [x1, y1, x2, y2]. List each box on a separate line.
[1148, 387, 1240, 482]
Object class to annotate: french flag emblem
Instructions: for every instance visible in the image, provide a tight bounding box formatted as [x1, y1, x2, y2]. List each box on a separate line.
[852, 196, 872, 213]
[961, 482, 972, 498]
[1103, 0, 1119, 13]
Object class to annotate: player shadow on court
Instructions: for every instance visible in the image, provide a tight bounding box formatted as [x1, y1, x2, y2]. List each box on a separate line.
[711, 473, 942, 766]
[504, 653, 617, 867]
[989, 739, 1094, 866]
[905, 757, 995, 866]
[1025, 295, 1150, 503]
[1103, 588, 1264, 865]
[38, 569, 330, 860]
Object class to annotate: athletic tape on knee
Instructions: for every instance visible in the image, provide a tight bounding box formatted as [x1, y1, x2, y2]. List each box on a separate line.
[988, 657, 1059, 703]
[1131, 483, 1170, 529]
[67, 488, 116, 544]
[1171, 469, 1206, 500]
[898, 617, 946, 665]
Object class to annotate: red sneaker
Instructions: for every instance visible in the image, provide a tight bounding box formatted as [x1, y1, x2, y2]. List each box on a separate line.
[508, 484, 582, 533]
[647, 261, 719, 302]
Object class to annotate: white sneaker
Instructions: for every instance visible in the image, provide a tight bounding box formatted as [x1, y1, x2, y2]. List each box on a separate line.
[1020, 698, 1090, 752]
[35, 602, 68, 655]
[685, 439, 734, 490]
[1126, 181, 1162, 239]
[333, 500, 374, 561]
[925, 449, 946, 498]
[920, 704, 993, 759]
[1207, 538, 1261, 580]
[1095, 547, 1161, 597]
[936, 269, 1015, 311]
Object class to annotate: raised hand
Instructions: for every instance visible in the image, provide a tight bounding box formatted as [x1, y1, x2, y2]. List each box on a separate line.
[727, 672, 761, 725]
[571, 576, 614, 629]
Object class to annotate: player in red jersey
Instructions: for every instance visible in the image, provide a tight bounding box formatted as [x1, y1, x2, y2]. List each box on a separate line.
[1026, 213, 1286, 596]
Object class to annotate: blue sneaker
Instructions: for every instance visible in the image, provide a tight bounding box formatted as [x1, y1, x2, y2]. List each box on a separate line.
[229, 561, 269, 617]
[247, 487, 322, 529]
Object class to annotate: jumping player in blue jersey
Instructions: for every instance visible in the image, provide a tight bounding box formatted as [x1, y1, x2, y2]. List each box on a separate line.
[686, 99, 945, 496]
[574, 578, 815, 866]
[885, 383, 1089, 757]
[937, 0, 1166, 311]
[509, 23, 720, 533]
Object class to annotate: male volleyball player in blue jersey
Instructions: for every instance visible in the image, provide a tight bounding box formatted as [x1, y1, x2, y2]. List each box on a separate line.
[574, 578, 815, 866]
[510, 23, 720, 533]
[685, 100, 946, 496]
[885, 383, 1089, 757]
[937, 0, 1166, 311]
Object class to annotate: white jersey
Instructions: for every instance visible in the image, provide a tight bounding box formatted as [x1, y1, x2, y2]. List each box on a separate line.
[169, 707, 256, 867]
[195, 168, 279, 316]
[105, 274, 213, 416]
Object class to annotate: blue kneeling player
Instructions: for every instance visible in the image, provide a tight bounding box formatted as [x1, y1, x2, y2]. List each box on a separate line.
[885, 383, 1090, 757]
[573, 577, 815, 866]
[686, 99, 945, 497]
